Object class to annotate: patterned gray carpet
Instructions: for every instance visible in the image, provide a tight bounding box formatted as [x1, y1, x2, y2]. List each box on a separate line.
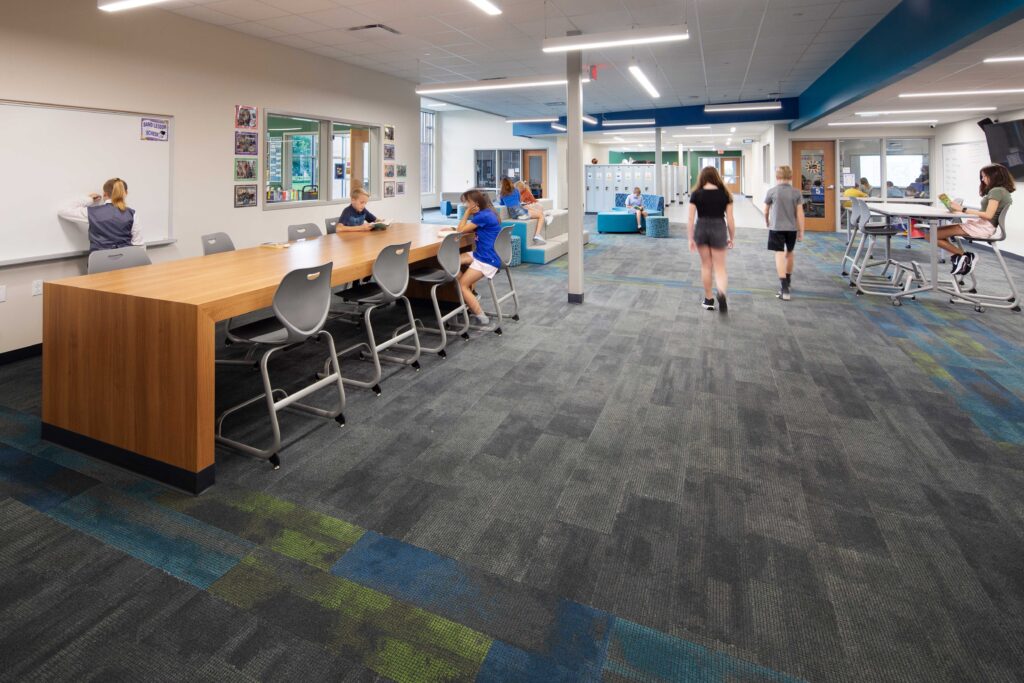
[1, 215, 1023, 682]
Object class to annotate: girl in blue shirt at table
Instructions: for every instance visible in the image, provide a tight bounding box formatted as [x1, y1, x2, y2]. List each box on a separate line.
[625, 187, 648, 232]
[58, 177, 142, 252]
[498, 178, 545, 244]
[941, 163, 1015, 276]
[452, 189, 502, 326]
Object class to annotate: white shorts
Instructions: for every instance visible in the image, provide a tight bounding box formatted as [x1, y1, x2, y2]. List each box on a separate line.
[469, 259, 499, 279]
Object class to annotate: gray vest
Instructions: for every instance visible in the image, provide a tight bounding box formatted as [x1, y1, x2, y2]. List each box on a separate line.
[87, 203, 135, 252]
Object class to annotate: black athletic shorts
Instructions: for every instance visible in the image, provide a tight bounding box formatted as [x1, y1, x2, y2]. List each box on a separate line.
[767, 230, 797, 252]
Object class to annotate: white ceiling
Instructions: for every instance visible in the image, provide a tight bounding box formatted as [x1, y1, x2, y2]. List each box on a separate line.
[161, 0, 901, 118]
[579, 122, 771, 152]
[815, 17, 1024, 129]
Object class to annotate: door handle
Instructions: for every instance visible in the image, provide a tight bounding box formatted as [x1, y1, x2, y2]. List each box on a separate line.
[827, 185, 835, 190]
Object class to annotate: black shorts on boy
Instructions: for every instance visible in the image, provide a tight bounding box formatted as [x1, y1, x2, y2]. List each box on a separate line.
[767, 230, 797, 252]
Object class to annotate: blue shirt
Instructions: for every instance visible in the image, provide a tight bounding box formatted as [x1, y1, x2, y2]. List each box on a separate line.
[626, 194, 643, 207]
[498, 192, 521, 208]
[340, 204, 377, 226]
[469, 208, 502, 268]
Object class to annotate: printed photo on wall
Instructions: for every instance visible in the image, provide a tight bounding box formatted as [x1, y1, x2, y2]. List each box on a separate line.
[383, 144, 395, 161]
[384, 163, 396, 178]
[234, 158, 256, 181]
[383, 125, 395, 141]
[334, 163, 345, 179]
[396, 164, 407, 178]
[234, 184, 258, 208]
[396, 182, 405, 196]
[383, 182, 396, 198]
[235, 105, 258, 130]
[235, 131, 258, 156]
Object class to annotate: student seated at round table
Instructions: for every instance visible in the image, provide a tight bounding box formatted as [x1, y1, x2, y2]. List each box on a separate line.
[936, 163, 1015, 276]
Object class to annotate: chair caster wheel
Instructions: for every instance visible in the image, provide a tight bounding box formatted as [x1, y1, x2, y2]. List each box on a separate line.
[1012, 305, 1021, 312]
[841, 271, 848, 277]
[910, 296, 916, 300]
[438, 350, 447, 359]
[372, 384, 382, 397]
[412, 361, 421, 371]
[969, 288, 977, 294]
[856, 291, 863, 296]
[494, 327, 503, 336]
[461, 333, 470, 340]
[849, 282, 856, 288]
[269, 454, 281, 470]
[975, 305, 984, 313]
[335, 413, 345, 427]
[224, 339, 233, 347]
[950, 298, 956, 304]
[892, 299, 902, 307]
[512, 315, 520, 321]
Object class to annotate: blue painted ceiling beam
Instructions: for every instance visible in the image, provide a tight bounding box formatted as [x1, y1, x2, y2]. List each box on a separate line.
[790, 0, 1024, 130]
[512, 99, 799, 137]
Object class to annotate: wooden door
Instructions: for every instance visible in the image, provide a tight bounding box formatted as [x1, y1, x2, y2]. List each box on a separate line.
[721, 157, 742, 195]
[523, 149, 548, 198]
[791, 140, 836, 231]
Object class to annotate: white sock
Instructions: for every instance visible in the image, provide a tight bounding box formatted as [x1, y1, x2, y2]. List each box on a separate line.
[474, 313, 490, 325]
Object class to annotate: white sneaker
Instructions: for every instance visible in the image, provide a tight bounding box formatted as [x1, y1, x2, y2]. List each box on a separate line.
[533, 235, 546, 244]
[545, 214, 554, 226]
[474, 313, 490, 325]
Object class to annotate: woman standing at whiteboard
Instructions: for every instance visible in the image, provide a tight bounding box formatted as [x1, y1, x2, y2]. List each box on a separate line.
[58, 178, 142, 252]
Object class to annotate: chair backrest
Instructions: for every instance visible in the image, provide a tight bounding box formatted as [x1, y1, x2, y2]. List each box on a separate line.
[372, 242, 411, 301]
[200, 232, 235, 255]
[325, 217, 339, 234]
[272, 262, 333, 343]
[287, 223, 322, 242]
[494, 225, 514, 267]
[87, 246, 152, 274]
[992, 205, 1009, 242]
[435, 232, 463, 279]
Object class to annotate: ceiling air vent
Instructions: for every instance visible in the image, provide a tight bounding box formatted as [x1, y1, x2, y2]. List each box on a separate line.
[348, 24, 401, 35]
[545, 101, 566, 107]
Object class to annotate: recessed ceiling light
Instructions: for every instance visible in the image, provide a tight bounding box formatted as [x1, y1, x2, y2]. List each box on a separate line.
[671, 133, 731, 138]
[582, 114, 598, 125]
[827, 120, 939, 126]
[602, 118, 657, 127]
[98, 0, 170, 10]
[613, 136, 625, 142]
[505, 117, 559, 123]
[628, 63, 661, 99]
[542, 25, 689, 53]
[983, 56, 1024, 63]
[602, 130, 656, 135]
[685, 126, 711, 130]
[856, 107, 997, 116]
[899, 88, 1024, 98]
[465, 0, 502, 16]
[704, 102, 782, 113]
[729, 127, 736, 133]
[551, 123, 567, 132]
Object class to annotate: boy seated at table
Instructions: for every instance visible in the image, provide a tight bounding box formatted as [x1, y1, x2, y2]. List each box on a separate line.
[338, 187, 386, 231]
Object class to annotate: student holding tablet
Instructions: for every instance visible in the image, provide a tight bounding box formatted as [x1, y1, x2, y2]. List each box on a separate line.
[58, 177, 141, 252]
[937, 163, 1015, 275]
[338, 187, 387, 231]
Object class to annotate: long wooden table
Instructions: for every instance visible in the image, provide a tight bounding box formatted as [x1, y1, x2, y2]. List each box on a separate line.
[42, 223, 460, 493]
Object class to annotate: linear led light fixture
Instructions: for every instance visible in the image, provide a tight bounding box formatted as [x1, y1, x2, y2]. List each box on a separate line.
[672, 133, 731, 138]
[582, 114, 598, 125]
[506, 117, 559, 123]
[704, 102, 782, 113]
[602, 118, 657, 127]
[984, 56, 1024, 63]
[416, 76, 569, 94]
[602, 130, 656, 135]
[900, 88, 1024, 98]
[542, 24, 688, 53]
[551, 123, 567, 132]
[597, 139, 656, 144]
[466, 0, 502, 16]
[628, 63, 660, 99]
[685, 125, 711, 130]
[856, 107, 996, 116]
[828, 120, 938, 126]
[98, 0, 170, 9]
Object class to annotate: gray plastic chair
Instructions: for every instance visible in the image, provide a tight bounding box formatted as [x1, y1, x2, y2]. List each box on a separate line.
[325, 217, 339, 234]
[395, 232, 470, 358]
[87, 246, 151, 274]
[328, 242, 421, 396]
[216, 262, 346, 469]
[468, 225, 521, 336]
[288, 223, 322, 242]
[849, 200, 913, 297]
[201, 232, 235, 255]
[946, 207, 1020, 312]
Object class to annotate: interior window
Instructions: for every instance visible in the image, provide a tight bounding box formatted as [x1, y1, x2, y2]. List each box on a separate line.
[886, 138, 930, 199]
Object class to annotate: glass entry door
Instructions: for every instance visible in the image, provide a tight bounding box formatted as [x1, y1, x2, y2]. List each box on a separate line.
[792, 140, 836, 231]
[721, 157, 742, 195]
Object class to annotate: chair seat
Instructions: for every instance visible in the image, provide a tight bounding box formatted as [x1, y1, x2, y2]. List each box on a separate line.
[410, 268, 451, 284]
[336, 281, 384, 302]
[226, 317, 291, 345]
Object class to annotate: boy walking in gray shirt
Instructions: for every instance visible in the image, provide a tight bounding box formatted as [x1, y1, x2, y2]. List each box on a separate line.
[763, 165, 805, 301]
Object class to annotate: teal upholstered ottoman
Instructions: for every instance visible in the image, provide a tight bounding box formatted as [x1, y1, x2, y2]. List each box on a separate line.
[597, 211, 639, 233]
[509, 235, 522, 267]
[647, 215, 669, 238]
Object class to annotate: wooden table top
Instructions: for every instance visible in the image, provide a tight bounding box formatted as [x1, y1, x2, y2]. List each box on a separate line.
[48, 223, 463, 321]
[868, 203, 955, 219]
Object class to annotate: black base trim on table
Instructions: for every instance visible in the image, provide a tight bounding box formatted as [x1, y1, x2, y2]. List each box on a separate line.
[41, 422, 214, 494]
[0, 343, 42, 366]
[568, 293, 585, 304]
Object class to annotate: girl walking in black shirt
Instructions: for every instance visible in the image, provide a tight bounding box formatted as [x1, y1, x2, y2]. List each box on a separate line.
[688, 166, 736, 312]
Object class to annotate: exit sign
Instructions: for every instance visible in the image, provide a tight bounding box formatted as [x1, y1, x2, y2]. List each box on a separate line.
[743, 138, 755, 143]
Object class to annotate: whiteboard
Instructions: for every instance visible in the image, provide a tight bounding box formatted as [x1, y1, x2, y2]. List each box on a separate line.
[942, 141, 990, 206]
[0, 101, 172, 265]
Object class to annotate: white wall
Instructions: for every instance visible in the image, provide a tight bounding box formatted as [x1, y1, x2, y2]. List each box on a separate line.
[0, 0, 421, 353]
[438, 110, 560, 207]
[934, 109, 1024, 257]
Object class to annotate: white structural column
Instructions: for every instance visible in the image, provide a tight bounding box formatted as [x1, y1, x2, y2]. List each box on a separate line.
[654, 127, 663, 196]
[566, 40, 584, 304]
[678, 144, 685, 190]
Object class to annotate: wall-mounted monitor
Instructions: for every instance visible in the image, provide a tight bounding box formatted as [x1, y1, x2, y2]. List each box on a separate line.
[980, 118, 1024, 179]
